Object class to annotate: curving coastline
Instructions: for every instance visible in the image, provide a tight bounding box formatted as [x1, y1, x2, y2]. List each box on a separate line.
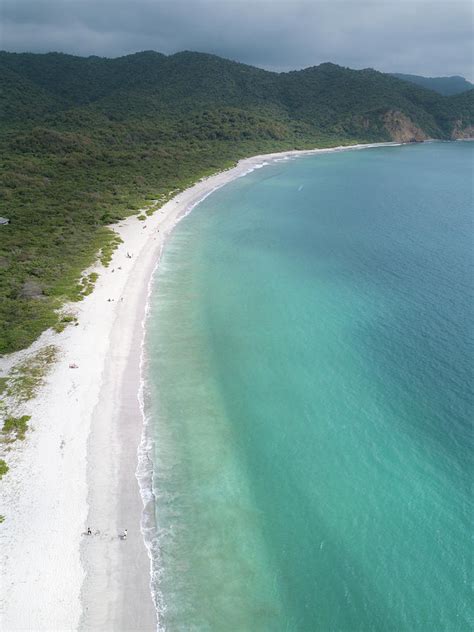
[0, 141, 400, 631]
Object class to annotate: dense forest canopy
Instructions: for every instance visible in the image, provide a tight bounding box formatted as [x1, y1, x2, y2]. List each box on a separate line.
[0, 50, 472, 353]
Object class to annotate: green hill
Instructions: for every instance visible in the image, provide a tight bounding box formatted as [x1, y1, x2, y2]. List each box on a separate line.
[391, 73, 473, 96]
[2, 51, 472, 138]
[0, 50, 472, 353]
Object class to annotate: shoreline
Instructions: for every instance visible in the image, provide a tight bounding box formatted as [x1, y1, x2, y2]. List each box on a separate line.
[0, 140, 400, 630]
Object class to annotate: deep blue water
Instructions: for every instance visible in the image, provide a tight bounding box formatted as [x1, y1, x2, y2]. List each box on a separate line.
[144, 142, 473, 631]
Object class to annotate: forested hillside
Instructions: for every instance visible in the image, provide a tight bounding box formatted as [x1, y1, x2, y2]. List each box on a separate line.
[0, 50, 472, 353]
[391, 73, 473, 96]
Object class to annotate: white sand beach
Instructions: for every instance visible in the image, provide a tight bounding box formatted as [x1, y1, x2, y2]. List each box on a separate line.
[0, 142, 398, 631]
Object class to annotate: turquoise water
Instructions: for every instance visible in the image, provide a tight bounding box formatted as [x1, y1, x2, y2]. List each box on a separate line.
[144, 142, 473, 631]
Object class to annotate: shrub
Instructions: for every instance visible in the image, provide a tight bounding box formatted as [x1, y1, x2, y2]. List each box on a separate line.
[0, 459, 9, 479]
[2, 415, 31, 440]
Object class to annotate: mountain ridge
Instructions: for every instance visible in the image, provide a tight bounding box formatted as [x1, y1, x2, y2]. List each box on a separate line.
[1, 50, 472, 135]
[391, 72, 473, 96]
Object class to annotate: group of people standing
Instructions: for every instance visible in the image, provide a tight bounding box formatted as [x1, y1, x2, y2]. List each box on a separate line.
[85, 527, 127, 540]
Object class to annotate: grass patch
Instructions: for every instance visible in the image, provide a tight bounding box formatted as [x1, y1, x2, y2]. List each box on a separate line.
[2, 415, 30, 441]
[0, 458, 9, 478]
[79, 271, 99, 297]
[53, 311, 78, 333]
[0, 377, 8, 396]
[99, 230, 123, 267]
[6, 345, 58, 404]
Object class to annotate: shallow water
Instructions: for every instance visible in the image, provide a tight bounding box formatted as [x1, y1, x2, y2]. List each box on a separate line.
[144, 142, 473, 631]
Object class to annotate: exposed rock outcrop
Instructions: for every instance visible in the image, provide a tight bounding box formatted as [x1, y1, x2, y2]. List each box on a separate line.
[451, 120, 474, 139]
[383, 110, 429, 142]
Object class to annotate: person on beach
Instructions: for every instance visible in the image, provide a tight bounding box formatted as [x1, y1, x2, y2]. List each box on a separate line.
[121, 529, 128, 540]
[87, 527, 92, 535]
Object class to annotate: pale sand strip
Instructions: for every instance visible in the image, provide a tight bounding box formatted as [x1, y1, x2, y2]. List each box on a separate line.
[0, 142, 398, 631]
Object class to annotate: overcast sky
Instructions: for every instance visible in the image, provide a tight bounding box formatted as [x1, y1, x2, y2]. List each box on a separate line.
[1, 0, 473, 80]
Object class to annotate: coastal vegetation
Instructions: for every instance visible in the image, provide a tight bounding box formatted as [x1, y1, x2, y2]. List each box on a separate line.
[0, 345, 57, 476]
[2, 415, 31, 442]
[0, 459, 8, 479]
[0, 50, 472, 355]
[4, 345, 58, 403]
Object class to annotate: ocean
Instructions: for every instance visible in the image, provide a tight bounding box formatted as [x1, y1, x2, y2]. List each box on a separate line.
[142, 141, 473, 631]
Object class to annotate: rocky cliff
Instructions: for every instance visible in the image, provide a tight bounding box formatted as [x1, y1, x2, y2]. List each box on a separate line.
[451, 121, 474, 139]
[383, 111, 429, 142]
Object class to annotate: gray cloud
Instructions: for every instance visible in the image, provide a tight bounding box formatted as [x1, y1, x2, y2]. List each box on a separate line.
[1, 0, 473, 80]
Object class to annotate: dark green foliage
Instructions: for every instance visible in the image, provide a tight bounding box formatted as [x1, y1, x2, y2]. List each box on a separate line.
[391, 73, 473, 96]
[0, 51, 472, 354]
